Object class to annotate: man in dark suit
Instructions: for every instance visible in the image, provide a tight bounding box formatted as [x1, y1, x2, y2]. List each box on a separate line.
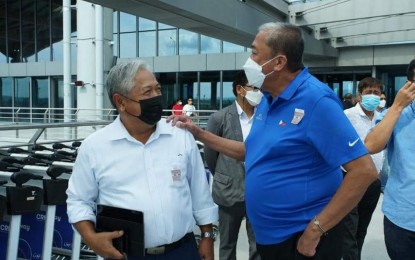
[204, 71, 261, 260]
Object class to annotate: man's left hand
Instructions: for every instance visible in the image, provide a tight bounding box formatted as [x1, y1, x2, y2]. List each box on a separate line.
[198, 237, 214, 260]
[296, 223, 321, 257]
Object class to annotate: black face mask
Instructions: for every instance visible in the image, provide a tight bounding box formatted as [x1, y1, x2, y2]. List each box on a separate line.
[124, 95, 163, 125]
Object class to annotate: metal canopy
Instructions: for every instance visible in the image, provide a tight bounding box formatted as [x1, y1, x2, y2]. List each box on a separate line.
[84, 0, 339, 58]
[288, 0, 415, 48]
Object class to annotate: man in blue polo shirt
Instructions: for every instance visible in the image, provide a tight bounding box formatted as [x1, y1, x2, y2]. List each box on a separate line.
[169, 22, 378, 260]
[365, 59, 415, 260]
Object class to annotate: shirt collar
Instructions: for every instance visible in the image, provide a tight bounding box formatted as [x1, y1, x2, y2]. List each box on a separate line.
[235, 100, 256, 119]
[355, 102, 379, 120]
[108, 116, 172, 141]
[262, 67, 310, 103]
[279, 67, 310, 101]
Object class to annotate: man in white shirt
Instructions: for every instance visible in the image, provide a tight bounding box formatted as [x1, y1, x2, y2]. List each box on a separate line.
[343, 77, 384, 260]
[183, 98, 197, 116]
[66, 59, 218, 260]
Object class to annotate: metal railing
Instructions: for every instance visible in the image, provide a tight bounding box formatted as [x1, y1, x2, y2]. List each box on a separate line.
[0, 107, 218, 148]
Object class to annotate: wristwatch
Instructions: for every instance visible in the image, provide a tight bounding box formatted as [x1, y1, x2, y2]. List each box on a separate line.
[201, 231, 217, 241]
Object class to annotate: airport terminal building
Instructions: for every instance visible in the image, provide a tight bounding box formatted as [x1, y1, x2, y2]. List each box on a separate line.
[1, 0, 414, 122]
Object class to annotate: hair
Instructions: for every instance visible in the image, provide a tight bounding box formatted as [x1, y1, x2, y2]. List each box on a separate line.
[106, 59, 150, 108]
[232, 71, 248, 96]
[358, 77, 383, 94]
[343, 93, 353, 101]
[407, 59, 415, 81]
[258, 22, 304, 72]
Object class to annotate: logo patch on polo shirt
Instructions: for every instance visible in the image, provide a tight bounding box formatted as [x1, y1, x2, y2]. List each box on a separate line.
[291, 108, 304, 125]
[278, 120, 286, 126]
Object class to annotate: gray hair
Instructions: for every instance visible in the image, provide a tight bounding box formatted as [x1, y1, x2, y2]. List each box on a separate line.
[258, 22, 304, 72]
[106, 59, 151, 108]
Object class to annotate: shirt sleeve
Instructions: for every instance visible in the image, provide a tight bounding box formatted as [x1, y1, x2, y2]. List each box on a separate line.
[66, 141, 99, 224]
[306, 96, 368, 167]
[185, 133, 218, 225]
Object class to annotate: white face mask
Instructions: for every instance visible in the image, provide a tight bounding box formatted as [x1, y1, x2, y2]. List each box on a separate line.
[378, 99, 386, 108]
[243, 87, 263, 107]
[243, 56, 277, 88]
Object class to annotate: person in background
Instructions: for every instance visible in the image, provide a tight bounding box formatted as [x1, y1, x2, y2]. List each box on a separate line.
[377, 92, 387, 113]
[183, 98, 198, 116]
[169, 22, 378, 260]
[343, 93, 354, 110]
[204, 71, 261, 260]
[172, 99, 184, 115]
[342, 77, 384, 260]
[376, 92, 389, 192]
[365, 59, 415, 260]
[66, 59, 218, 260]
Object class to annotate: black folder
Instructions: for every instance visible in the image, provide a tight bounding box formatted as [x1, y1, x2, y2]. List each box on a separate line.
[96, 205, 145, 256]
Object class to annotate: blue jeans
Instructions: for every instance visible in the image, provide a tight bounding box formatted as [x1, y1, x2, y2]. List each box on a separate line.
[384, 216, 415, 260]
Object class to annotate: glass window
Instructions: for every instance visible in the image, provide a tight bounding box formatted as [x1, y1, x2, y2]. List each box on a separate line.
[32, 78, 49, 108]
[119, 32, 136, 58]
[113, 11, 119, 33]
[22, 0, 35, 62]
[32, 77, 49, 122]
[120, 12, 136, 33]
[342, 81, 354, 97]
[14, 77, 31, 122]
[138, 31, 156, 57]
[0, 0, 5, 63]
[71, 32, 77, 63]
[155, 72, 177, 116]
[113, 33, 118, 57]
[222, 71, 237, 108]
[139, 17, 156, 31]
[158, 29, 176, 56]
[179, 29, 198, 55]
[36, 0, 51, 62]
[52, 40, 63, 61]
[201, 35, 220, 54]
[200, 71, 220, 110]
[8, 0, 21, 63]
[51, 0, 63, 62]
[158, 22, 174, 30]
[179, 72, 198, 104]
[223, 41, 244, 53]
[1, 79, 12, 101]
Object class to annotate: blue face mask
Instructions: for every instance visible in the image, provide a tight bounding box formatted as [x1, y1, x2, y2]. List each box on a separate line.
[360, 94, 380, 111]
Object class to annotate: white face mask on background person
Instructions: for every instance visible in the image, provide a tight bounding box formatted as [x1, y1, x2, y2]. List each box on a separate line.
[243, 56, 277, 88]
[242, 87, 264, 107]
[378, 99, 386, 108]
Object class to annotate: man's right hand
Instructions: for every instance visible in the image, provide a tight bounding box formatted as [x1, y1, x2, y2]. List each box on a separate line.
[83, 230, 125, 259]
[391, 81, 415, 110]
[166, 114, 203, 138]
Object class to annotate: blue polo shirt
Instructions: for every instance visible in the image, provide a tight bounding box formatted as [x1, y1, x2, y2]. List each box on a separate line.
[245, 68, 368, 244]
[381, 103, 415, 231]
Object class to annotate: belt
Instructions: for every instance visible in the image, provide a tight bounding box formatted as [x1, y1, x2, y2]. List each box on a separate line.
[145, 233, 193, 255]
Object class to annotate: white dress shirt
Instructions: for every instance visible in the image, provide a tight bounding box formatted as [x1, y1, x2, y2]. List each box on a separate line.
[235, 101, 255, 141]
[182, 104, 196, 116]
[344, 103, 384, 172]
[66, 117, 218, 248]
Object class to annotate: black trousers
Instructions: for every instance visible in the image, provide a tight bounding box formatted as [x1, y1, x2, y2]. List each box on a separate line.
[342, 179, 381, 260]
[256, 220, 344, 260]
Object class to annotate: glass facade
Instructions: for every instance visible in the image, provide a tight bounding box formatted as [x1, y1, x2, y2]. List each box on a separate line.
[0, 0, 77, 63]
[0, 3, 410, 122]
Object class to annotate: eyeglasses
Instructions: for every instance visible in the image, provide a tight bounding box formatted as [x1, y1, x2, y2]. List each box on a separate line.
[242, 85, 261, 92]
